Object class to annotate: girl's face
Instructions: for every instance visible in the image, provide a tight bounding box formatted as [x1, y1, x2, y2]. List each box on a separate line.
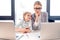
[24, 13, 31, 21]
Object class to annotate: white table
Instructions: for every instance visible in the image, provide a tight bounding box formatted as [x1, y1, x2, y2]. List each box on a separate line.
[16, 31, 40, 40]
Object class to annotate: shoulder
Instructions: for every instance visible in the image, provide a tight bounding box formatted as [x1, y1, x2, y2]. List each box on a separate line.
[20, 19, 25, 23]
[18, 19, 24, 25]
[41, 12, 48, 17]
[16, 19, 24, 27]
[41, 12, 48, 15]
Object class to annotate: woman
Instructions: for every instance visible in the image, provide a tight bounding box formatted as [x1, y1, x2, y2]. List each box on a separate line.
[32, 1, 48, 30]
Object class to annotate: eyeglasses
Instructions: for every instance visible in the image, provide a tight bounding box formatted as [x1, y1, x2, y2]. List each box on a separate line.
[34, 8, 42, 10]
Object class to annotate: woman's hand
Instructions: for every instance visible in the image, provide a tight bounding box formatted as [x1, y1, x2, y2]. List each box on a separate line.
[35, 14, 39, 22]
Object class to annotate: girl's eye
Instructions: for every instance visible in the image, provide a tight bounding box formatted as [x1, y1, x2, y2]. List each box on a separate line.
[28, 15, 31, 16]
[27, 15, 31, 17]
[28, 15, 29, 16]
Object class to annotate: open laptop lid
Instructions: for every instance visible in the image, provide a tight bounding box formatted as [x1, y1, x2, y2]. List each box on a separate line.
[40, 23, 60, 40]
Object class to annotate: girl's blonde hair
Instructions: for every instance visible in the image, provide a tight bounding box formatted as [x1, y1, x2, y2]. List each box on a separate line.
[23, 12, 31, 20]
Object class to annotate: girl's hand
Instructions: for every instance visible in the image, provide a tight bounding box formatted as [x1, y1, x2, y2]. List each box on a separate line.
[25, 27, 30, 29]
[25, 28, 31, 33]
[23, 27, 31, 33]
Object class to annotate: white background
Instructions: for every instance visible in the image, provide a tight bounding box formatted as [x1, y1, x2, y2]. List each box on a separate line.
[0, 0, 11, 16]
[15, 0, 47, 25]
[50, 0, 60, 16]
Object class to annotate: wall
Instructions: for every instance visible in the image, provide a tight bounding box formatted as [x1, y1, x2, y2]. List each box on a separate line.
[15, 0, 47, 25]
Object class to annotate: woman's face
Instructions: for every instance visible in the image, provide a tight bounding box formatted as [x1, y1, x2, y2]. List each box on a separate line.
[24, 13, 31, 21]
[34, 4, 42, 15]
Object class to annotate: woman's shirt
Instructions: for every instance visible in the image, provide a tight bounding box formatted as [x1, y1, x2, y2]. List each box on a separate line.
[32, 12, 48, 30]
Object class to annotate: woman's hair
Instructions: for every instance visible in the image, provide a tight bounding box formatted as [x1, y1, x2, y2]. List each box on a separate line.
[23, 12, 31, 20]
[34, 1, 42, 6]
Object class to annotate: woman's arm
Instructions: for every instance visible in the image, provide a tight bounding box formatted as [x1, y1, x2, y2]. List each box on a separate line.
[32, 14, 39, 30]
[42, 12, 48, 22]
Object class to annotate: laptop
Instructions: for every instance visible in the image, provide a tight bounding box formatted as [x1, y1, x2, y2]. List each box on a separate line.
[0, 22, 15, 40]
[40, 23, 60, 40]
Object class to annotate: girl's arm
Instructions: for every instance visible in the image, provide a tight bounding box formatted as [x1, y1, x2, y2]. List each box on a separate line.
[15, 27, 26, 33]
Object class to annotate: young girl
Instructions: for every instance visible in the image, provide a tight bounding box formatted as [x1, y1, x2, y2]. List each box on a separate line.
[15, 12, 32, 40]
[15, 12, 32, 33]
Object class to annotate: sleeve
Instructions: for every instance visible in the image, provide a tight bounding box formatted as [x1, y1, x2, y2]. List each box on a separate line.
[32, 14, 39, 30]
[33, 21, 39, 27]
[42, 12, 48, 22]
[45, 12, 48, 22]
[15, 21, 23, 28]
